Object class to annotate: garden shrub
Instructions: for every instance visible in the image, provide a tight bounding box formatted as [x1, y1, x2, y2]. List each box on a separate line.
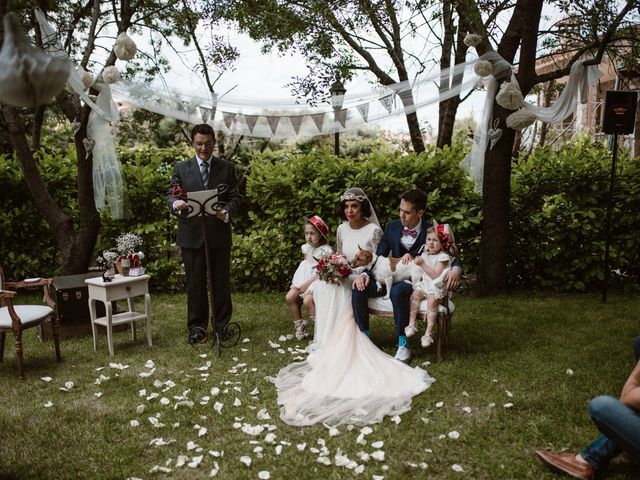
[510, 137, 640, 291]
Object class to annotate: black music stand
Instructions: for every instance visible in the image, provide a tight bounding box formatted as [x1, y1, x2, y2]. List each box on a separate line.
[173, 184, 241, 356]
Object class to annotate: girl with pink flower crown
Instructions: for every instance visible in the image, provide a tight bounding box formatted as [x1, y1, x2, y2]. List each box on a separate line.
[405, 223, 456, 348]
[285, 215, 332, 340]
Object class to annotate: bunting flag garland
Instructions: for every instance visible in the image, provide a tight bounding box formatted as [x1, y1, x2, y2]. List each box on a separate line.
[356, 103, 369, 122]
[266, 115, 281, 135]
[335, 109, 347, 128]
[289, 115, 304, 135]
[379, 94, 395, 113]
[222, 111, 237, 129]
[244, 114, 259, 134]
[199, 106, 212, 123]
[310, 113, 326, 132]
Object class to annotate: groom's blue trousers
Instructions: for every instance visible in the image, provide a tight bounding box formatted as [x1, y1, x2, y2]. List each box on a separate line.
[351, 278, 413, 337]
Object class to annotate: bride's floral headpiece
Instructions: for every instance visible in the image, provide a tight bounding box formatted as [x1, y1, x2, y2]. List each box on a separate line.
[340, 191, 366, 203]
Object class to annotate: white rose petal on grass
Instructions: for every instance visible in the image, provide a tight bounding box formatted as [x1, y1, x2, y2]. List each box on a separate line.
[371, 440, 384, 448]
[317, 456, 331, 465]
[373, 476, 384, 480]
[275, 445, 283, 455]
[249, 388, 259, 396]
[566, 368, 574, 375]
[357, 451, 370, 462]
[452, 464, 464, 472]
[360, 426, 373, 435]
[136, 404, 145, 414]
[503, 402, 514, 408]
[65, 381, 74, 389]
[149, 465, 172, 474]
[188, 455, 203, 468]
[356, 433, 366, 445]
[354, 465, 365, 474]
[160, 397, 170, 406]
[505, 390, 513, 397]
[144, 359, 155, 368]
[197, 426, 208, 437]
[241, 424, 265, 436]
[44, 401, 53, 408]
[130, 420, 139, 427]
[256, 408, 271, 420]
[209, 461, 220, 477]
[436, 401, 444, 408]
[41, 376, 52, 382]
[233, 397, 242, 407]
[213, 402, 223, 413]
[296, 443, 306, 451]
[390, 415, 401, 424]
[371, 450, 385, 461]
[95, 392, 103, 398]
[210, 387, 220, 396]
[264, 432, 276, 444]
[448, 431, 460, 439]
[187, 440, 198, 451]
[258, 471, 271, 479]
[462, 406, 472, 413]
[175, 455, 189, 468]
[240, 456, 252, 467]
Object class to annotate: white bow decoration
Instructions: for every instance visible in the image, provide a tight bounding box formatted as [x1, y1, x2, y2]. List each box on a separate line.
[114, 32, 137, 61]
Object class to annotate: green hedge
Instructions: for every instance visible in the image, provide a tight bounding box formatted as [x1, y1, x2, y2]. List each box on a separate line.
[2, 138, 639, 293]
[509, 137, 640, 291]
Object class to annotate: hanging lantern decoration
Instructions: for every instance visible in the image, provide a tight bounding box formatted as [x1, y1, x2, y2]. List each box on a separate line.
[0, 12, 71, 107]
[114, 32, 137, 61]
[78, 66, 95, 89]
[464, 33, 482, 48]
[495, 80, 524, 110]
[102, 65, 121, 84]
[474, 60, 493, 77]
[506, 108, 537, 130]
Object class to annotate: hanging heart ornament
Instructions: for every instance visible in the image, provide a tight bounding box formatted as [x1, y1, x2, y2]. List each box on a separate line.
[488, 118, 503, 150]
[83, 137, 95, 158]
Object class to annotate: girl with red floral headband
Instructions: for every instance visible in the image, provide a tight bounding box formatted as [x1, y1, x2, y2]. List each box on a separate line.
[405, 222, 456, 348]
[285, 215, 332, 340]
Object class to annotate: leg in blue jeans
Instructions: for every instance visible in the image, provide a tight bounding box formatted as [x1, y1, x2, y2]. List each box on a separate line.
[390, 281, 413, 338]
[581, 395, 640, 469]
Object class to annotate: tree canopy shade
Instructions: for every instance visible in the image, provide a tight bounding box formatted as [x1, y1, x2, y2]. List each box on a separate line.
[0, 0, 237, 274]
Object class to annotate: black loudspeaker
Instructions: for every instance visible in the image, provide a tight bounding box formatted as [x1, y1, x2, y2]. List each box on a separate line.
[601, 90, 638, 134]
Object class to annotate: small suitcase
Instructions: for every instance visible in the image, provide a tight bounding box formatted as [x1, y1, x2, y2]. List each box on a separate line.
[39, 272, 125, 340]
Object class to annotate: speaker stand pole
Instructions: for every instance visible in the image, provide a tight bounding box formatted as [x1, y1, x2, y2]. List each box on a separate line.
[602, 132, 618, 303]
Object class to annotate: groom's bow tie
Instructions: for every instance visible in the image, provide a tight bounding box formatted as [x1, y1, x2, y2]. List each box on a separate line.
[402, 227, 417, 238]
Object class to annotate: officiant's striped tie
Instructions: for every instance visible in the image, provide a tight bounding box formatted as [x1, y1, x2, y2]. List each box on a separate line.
[200, 161, 209, 187]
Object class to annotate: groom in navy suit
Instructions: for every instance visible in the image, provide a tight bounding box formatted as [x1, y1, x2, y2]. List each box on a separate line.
[352, 189, 461, 363]
[167, 124, 243, 345]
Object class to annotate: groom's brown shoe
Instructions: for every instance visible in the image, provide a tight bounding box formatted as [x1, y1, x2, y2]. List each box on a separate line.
[536, 450, 595, 479]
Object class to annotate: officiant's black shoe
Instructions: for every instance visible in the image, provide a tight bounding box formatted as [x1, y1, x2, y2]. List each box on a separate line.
[188, 327, 207, 346]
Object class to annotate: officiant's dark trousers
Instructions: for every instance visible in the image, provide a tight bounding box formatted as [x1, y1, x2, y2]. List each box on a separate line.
[182, 245, 232, 334]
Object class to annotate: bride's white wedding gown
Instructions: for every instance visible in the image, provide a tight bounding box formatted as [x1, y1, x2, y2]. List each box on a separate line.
[275, 279, 435, 426]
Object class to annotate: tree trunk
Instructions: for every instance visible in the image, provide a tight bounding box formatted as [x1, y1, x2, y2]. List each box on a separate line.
[438, 96, 461, 147]
[477, 104, 516, 294]
[2, 105, 100, 275]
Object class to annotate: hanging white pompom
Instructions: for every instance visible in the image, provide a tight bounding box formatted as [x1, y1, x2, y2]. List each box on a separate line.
[114, 32, 137, 61]
[0, 12, 71, 107]
[506, 109, 537, 129]
[495, 80, 523, 110]
[78, 66, 94, 89]
[464, 33, 482, 48]
[102, 66, 120, 84]
[474, 60, 493, 77]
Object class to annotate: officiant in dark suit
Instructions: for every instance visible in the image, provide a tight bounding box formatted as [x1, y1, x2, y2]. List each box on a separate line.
[167, 124, 243, 344]
[351, 189, 461, 363]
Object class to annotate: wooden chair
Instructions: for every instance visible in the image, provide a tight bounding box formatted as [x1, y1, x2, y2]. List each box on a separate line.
[368, 294, 454, 362]
[0, 265, 61, 378]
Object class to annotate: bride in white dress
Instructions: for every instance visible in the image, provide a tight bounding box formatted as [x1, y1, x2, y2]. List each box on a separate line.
[275, 188, 435, 426]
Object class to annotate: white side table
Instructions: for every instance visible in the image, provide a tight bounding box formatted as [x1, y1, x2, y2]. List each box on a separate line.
[86, 274, 152, 356]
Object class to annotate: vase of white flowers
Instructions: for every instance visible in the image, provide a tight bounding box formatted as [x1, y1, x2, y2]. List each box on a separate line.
[114, 233, 143, 276]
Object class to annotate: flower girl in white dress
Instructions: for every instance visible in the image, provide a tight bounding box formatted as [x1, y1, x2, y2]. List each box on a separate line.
[285, 215, 332, 340]
[275, 188, 435, 426]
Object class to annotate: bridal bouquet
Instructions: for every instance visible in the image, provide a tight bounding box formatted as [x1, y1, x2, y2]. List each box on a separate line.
[315, 252, 352, 284]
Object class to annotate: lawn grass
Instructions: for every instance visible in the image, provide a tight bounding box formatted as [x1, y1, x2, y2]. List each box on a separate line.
[0, 290, 638, 479]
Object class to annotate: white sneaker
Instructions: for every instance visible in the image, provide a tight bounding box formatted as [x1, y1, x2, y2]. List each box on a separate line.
[404, 323, 418, 337]
[394, 346, 412, 363]
[421, 333, 434, 348]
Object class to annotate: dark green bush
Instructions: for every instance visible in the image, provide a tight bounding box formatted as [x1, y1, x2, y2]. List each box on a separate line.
[509, 137, 640, 291]
[232, 145, 482, 291]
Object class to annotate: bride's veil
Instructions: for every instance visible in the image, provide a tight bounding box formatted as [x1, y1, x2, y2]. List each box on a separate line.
[340, 187, 381, 228]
